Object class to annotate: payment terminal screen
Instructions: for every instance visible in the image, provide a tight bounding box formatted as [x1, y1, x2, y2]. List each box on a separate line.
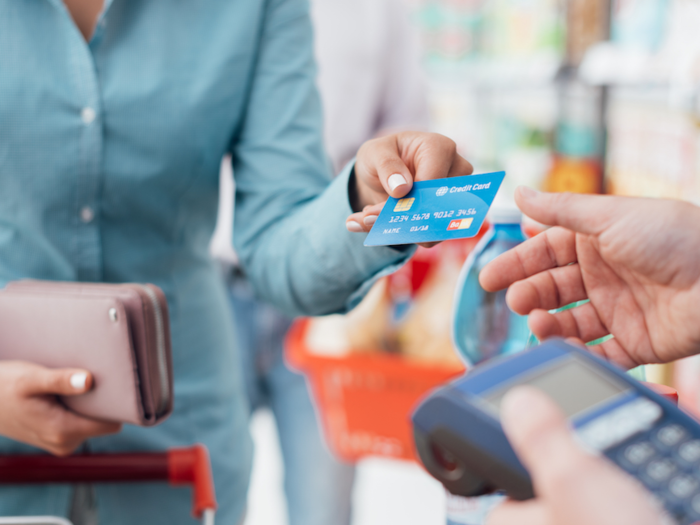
[483, 358, 629, 419]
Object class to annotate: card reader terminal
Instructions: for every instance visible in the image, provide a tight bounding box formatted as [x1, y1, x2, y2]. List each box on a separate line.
[412, 339, 700, 524]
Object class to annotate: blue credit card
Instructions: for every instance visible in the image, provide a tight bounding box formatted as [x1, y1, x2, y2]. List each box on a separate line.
[364, 171, 505, 246]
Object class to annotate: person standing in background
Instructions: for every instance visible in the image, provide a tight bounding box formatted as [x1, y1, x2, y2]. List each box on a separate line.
[210, 0, 429, 523]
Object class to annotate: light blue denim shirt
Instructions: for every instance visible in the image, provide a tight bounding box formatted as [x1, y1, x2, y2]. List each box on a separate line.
[0, 0, 413, 522]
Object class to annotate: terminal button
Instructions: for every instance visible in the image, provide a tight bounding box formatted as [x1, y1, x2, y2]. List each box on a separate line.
[668, 475, 699, 500]
[690, 494, 700, 515]
[645, 459, 677, 483]
[655, 425, 687, 449]
[678, 440, 700, 464]
[621, 441, 655, 468]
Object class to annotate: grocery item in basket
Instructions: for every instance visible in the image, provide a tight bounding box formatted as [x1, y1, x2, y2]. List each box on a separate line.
[305, 243, 466, 368]
[452, 208, 530, 366]
[0, 280, 173, 426]
[305, 279, 392, 357]
[396, 250, 464, 368]
[364, 172, 505, 246]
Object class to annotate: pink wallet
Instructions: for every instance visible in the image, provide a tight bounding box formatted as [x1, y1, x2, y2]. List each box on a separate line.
[0, 280, 174, 426]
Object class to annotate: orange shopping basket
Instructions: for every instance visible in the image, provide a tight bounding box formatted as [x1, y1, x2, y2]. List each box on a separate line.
[286, 318, 465, 463]
[0, 444, 217, 525]
[285, 234, 502, 464]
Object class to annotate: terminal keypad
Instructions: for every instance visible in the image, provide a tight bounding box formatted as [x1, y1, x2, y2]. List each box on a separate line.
[678, 441, 700, 465]
[622, 441, 655, 467]
[611, 422, 700, 524]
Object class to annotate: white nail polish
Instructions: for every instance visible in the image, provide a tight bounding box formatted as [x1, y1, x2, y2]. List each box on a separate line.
[70, 372, 88, 390]
[388, 173, 407, 192]
[363, 215, 378, 226]
[346, 221, 363, 233]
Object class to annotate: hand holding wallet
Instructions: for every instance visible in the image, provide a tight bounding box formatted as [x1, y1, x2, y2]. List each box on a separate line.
[0, 280, 174, 426]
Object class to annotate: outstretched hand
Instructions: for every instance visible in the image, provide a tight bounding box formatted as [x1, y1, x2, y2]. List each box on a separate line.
[346, 131, 473, 235]
[479, 187, 700, 369]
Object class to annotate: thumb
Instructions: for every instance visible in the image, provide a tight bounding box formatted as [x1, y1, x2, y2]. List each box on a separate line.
[500, 386, 592, 497]
[515, 187, 621, 236]
[368, 137, 414, 199]
[20, 366, 93, 396]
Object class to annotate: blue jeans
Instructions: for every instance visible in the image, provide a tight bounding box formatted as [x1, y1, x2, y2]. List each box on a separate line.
[228, 272, 355, 525]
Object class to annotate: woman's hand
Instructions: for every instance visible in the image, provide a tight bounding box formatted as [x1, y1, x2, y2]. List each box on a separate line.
[0, 361, 121, 456]
[346, 131, 473, 233]
[487, 387, 667, 525]
[479, 188, 700, 369]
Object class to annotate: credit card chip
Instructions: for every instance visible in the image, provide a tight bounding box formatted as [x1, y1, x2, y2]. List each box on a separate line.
[394, 198, 415, 212]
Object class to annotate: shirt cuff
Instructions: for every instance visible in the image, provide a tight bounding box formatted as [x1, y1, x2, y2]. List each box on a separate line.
[317, 159, 417, 312]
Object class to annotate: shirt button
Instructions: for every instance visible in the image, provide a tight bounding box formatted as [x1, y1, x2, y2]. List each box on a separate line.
[81, 107, 96, 125]
[80, 206, 95, 223]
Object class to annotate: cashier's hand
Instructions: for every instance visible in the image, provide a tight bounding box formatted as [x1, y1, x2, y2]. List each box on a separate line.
[479, 188, 700, 369]
[0, 361, 121, 456]
[487, 386, 667, 525]
[346, 132, 473, 234]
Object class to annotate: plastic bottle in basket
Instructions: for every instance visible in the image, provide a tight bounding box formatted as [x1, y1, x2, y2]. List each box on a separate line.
[452, 206, 530, 367]
[446, 207, 530, 524]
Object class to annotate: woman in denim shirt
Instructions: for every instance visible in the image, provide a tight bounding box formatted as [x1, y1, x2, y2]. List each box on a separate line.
[0, 0, 472, 523]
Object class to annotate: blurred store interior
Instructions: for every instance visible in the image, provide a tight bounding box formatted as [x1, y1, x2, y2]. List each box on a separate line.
[245, 0, 700, 523]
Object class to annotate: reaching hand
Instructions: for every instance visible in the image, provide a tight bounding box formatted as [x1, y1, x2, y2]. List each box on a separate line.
[479, 187, 700, 369]
[0, 361, 121, 456]
[487, 386, 667, 525]
[346, 131, 473, 237]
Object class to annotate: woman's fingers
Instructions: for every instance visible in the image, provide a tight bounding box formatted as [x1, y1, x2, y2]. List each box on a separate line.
[46, 411, 122, 456]
[505, 263, 587, 315]
[365, 132, 473, 198]
[446, 154, 474, 178]
[409, 133, 473, 182]
[480, 227, 577, 292]
[354, 132, 474, 210]
[346, 202, 384, 233]
[16, 364, 93, 397]
[60, 411, 122, 440]
[357, 136, 414, 199]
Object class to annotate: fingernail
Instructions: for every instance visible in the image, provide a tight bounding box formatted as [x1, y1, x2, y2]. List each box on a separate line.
[517, 186, 539, 199]
[346, 221, 363, 233]
[363, 215, 378, 226]
[70, 372, 88, 391]
[388, 173, 407, 192]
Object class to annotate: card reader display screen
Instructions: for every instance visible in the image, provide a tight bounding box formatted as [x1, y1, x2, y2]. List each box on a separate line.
[483, 358, 628, 419]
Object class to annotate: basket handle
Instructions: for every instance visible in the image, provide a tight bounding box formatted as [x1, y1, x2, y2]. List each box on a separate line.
[0, 444, 217, 520]
[167, 444, 218, 519]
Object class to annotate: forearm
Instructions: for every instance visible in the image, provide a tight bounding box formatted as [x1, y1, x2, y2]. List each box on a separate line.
[234, 163, 414, 316]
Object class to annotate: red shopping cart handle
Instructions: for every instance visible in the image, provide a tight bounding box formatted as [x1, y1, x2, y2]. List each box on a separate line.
[0, 444, 217, 519]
